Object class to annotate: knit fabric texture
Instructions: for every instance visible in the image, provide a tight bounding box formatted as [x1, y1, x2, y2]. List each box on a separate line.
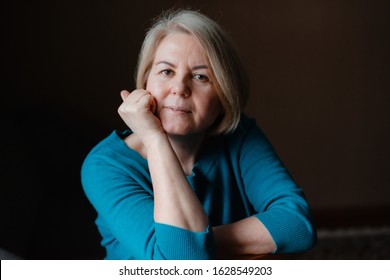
[81, 114, 316, 259]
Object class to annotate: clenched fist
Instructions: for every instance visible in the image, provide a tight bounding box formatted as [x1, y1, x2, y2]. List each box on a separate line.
[118, 89, 165, 144]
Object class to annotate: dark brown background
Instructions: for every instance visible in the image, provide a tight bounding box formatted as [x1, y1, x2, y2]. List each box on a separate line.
[1, 0, 389, 259]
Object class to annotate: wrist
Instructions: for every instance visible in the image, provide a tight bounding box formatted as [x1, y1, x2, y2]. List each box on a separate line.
[142, 131, 168, 151]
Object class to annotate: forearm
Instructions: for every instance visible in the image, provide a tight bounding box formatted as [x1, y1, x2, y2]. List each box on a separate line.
[146, 134, 208, 232]
[213, 216, 276, 259]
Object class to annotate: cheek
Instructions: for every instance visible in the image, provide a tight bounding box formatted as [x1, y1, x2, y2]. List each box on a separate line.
[146, 87, 167, 116]
[145, 77, 155, 92]
[198, 95, 222, 120]
[207, 94, 222, 114]
[213, 97, 223, 114]
[146, 79, 163, 100]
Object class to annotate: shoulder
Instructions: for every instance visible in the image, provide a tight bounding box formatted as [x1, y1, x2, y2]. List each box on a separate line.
[233, 113, 257, 135]
[84, 130, 130, 160]
[224, 113, 266, 145]
[81, 130, 151, 195]
[212, 113, 275, 162]
[82, 130, 146, 174]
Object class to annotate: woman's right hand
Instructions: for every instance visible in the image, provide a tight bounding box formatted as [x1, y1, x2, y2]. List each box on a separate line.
[118, 89, 165, 144]
[119, 89, 209, 234]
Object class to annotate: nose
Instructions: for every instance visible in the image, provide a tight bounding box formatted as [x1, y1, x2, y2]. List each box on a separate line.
[171, 76, 190, 97]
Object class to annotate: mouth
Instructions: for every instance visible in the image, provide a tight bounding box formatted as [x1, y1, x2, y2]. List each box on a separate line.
[164, 106, 192, 114]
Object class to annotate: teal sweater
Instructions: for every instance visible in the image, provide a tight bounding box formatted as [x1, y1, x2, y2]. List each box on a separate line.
[81, 114, 316, 259]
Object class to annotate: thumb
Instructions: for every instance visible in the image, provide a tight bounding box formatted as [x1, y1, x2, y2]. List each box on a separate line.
[120, 90, 130, 101]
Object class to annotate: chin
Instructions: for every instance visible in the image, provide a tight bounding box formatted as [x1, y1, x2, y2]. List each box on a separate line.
[164, 128, 190, 136]
[162, 121, 189, 134]
[161, 120, 207, 138]
[162, 125, 196, 137]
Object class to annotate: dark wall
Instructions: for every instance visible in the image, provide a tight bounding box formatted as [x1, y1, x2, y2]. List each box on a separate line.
[1, 0, 389, 259]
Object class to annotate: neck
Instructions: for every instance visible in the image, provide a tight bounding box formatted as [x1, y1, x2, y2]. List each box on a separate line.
[168, 132, 206, 176]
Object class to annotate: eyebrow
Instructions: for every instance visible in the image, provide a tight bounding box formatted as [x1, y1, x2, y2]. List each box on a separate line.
[156, 61, 209, 70]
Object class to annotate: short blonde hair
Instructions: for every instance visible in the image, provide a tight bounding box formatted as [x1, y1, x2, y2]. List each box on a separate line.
[135, 9, 248, 134]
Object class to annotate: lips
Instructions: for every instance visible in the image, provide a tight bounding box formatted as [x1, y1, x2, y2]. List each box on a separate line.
[164, 105, 191, 113]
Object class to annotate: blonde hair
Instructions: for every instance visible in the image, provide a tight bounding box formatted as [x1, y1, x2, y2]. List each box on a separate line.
[135, 9, 248, 134]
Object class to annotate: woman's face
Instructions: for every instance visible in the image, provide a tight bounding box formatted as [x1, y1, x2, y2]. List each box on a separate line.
[146, 33, 222, 137]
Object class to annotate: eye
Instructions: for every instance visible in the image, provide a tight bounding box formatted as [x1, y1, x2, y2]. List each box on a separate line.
[193, 74, 209, 83]
[161, 69, 173, 76]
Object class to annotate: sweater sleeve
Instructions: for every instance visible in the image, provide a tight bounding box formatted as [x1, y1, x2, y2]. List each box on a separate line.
[237, 119, 316, 253]
[81, 135, 214, 260]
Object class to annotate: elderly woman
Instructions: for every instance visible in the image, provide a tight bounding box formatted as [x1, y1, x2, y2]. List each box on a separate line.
[81, 9, 316, 260]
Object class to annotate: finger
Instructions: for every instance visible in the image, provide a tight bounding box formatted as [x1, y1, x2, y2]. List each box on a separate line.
[138, 93, 156, 111]
[150, 96, 157, 114]
[120, 90, 130, 101]
[126, 89, 151, 104]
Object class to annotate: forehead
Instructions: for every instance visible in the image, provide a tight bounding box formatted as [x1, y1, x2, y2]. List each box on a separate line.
[154, 33, 209, 64]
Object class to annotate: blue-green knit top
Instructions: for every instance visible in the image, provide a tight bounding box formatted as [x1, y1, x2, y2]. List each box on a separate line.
[81, 114, 316, 259]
